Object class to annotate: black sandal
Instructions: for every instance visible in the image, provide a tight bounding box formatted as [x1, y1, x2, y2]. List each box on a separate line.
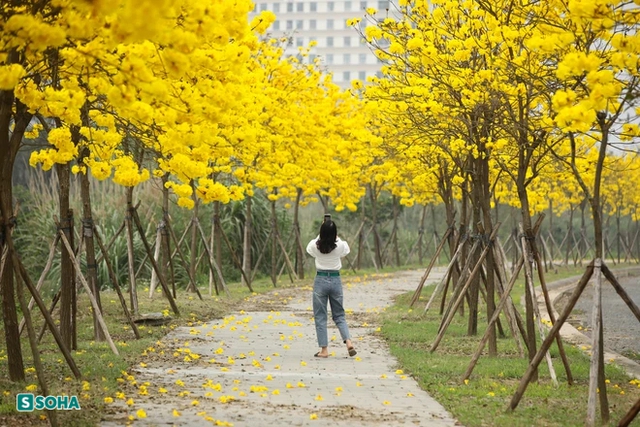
[314, 352, 329, 358]
[348, 347, 357, 357]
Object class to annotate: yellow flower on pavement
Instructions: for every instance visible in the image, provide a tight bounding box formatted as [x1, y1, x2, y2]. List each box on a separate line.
[310, 413, 318, 420]
[382, 400, 391, 405]
[137, 409, 147, 419]
[104, 397, 114, 404]
[173, 409, 181, 417]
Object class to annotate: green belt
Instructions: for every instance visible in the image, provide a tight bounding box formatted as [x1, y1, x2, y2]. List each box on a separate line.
[316, 271, 340, 277]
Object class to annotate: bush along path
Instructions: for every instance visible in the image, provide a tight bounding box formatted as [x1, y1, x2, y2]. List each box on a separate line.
[100, 270, 459, 426]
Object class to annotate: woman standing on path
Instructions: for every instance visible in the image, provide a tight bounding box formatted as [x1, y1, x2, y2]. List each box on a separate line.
[306, 215, 357, 358]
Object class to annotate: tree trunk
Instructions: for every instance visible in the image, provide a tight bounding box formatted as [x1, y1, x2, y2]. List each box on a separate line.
[293, 190, 304, 279]
[57, 162, 76, 350]
[617, 208, 621, 264]
[188, 194, 199, 292]
[480, 157, 497, 355]
[79, 149, 105, 341]
[357, 196, 365, 269]
[0, 82, 33, 380]
[0, 163, 25, 382]
[125, 187, 138, 316]
[392, 195, 400, 267]
[242, 196, 253, 288]
[418, 205, 428, 264]
[467, 157, 483, 336]
[270, 199, 277, 286]
[565, 205, 574, 266]
[161, 182, 175, 298]
[369, 185, 383, 269]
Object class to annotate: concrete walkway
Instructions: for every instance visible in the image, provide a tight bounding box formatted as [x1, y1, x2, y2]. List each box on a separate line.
[101, 269, 460, 426]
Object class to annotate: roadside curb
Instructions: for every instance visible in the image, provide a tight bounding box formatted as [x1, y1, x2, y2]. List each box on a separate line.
[536, 266, 640, 380]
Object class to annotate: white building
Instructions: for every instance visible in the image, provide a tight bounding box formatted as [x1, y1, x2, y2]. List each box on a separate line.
[250, 0, 393, 87]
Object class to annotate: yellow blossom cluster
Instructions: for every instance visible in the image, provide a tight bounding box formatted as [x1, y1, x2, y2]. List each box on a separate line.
[1, 0, 374, 212]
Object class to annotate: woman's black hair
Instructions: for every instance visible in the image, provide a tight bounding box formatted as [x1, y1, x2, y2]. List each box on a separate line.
[316, 220, 337, 254]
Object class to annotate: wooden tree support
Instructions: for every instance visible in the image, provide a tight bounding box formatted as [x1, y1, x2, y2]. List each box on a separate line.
[250, 228, 273, 283]
[156, 213, 203, 300]
[10, 248, 82, 379]
[18, 235, 59, 336]
[438, 235, 480, 332]
[125, 197, 139, 316]
[462, 248, 526, 381]
[92, 225, 141, 339]
[618, 397, 640, 427]
[56, 221, 120, 356]
[491, 235, 526, 357]
[519, 224, 558, 387]
[193, 218, 229, 297]
[14, 253, 58, 427]
[421, 232, 467, 314]
[587, 259, 609, 426]
[509, 261, 595, 412]
[130, 207, 181, 315]
[409, 226, 453, 308]
[215, 216, 254, 292]
[530, 238, 574, 385]
[430, 224, 501, 353]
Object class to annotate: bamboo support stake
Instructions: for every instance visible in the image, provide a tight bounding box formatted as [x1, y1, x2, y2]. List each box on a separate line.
[151, 215, 202, 300]
[275, 229, 296, 284]
[509, 261, 594, 411]
[149, 225, 162, 296]
[618, 397, 640, 427]
[38, 292, 60, 343]
[439, 237, 480, 331]
[275, 227, 298, 282]
[491, 246, 525, 357]
[532, 245, 574, 384]
[601, 264, 640, 323]
[12, 251, 82, 379]
[216, 218, 254, 291]
[15, 261, 58, 427]
[57, 226, 119, 355]
[519, 224, 557, 387]
[250, 229, 273, 283]
[587, 259, 604, 426]
[131, 209, 181, 314]
[409, 226, 453, 307]
[422, 233, 467, 314]
[93, 225, 141, 339]
[95, 219, 126, 265]
[125, 206, 139, 316]
[19, 235, 59, 336]
[462, 250, 526, 381]
[430, 224, 501, 353]
[194, 218, 229, 296]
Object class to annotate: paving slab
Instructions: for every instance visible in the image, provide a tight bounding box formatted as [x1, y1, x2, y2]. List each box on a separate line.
[101, 269, 461, 426]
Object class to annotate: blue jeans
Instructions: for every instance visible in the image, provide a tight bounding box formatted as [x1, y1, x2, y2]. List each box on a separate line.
[313, 273, 350, 347]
